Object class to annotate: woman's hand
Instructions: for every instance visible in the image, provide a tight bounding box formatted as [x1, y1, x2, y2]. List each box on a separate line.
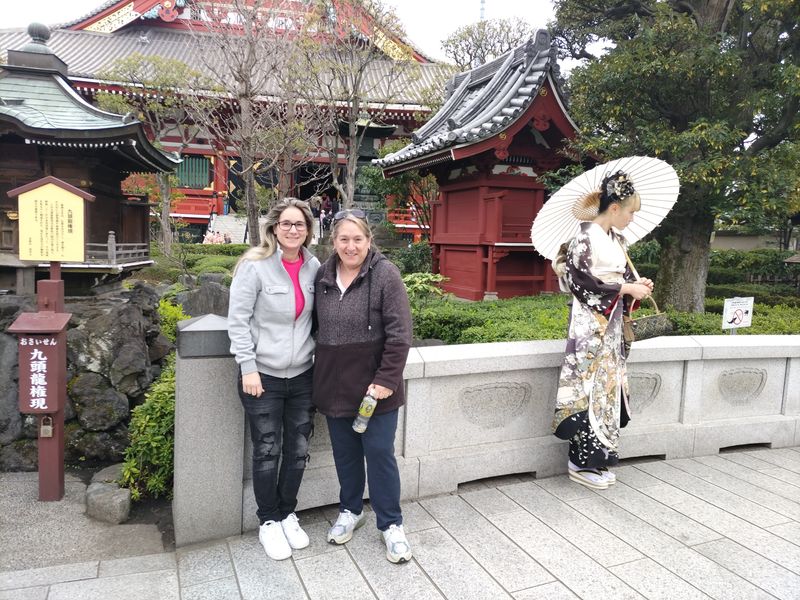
[368, 384, 393, 400]
[636, 277, 655, 292]
[621, 282, 652, 300]
[242, 372, 263, 397]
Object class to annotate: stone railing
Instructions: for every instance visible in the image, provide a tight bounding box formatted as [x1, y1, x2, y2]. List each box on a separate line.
[172, 314, 800, 546]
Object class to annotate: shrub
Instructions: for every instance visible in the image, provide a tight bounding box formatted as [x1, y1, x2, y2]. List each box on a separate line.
[134, 265, 182, 284]
[707, 267, 747, 285]
[121, 354, 175, 501]
[705, 284, 800, 307]
[402, 272, 447, 308]
[388, 242, 432, 274]
[179, 243, 249, 256]
[628, 239, 661, 264]
[157, 298, 189, 343]
[189, 255, 238, 275]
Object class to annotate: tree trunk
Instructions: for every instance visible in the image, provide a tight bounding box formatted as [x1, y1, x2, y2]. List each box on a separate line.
[240, 98, 261, 247]
[654, 194, 715, 312]
[157, 172, 173, 255]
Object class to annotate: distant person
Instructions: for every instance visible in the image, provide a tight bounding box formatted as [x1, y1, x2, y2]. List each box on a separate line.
[213, 231, 224, 244]
[312, 209, 414, 563]
[202, 230, 214, 244]
[552, 171, 653, 490]
[224, 232, 232, 244]
[228, 198, 320, 561]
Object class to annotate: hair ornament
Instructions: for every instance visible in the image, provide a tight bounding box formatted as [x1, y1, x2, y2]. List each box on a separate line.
[602, 170, 635, 202]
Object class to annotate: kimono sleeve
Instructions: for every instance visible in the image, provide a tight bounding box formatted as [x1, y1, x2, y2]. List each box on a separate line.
[565, 232, 623, 315]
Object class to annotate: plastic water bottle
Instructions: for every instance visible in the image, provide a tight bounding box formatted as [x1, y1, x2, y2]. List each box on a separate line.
[352, 394, 377, 433]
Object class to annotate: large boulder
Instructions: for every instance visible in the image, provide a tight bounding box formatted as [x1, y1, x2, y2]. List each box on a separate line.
[66, 423, 129, 463]
[176, 281, 230, 318]
[86, 481, 131, 524]
[0, 439, 37, 471]
[69, 373, 129, 431]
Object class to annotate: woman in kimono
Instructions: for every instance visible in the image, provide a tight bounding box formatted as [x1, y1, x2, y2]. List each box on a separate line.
[552, 171, 654, 490]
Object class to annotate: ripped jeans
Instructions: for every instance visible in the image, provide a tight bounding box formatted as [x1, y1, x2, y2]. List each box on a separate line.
[238, 367, 315, 524]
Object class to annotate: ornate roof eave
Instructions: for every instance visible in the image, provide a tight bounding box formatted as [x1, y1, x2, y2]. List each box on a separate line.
[381, 149, 453, 177]
[374, 30, 577, 175]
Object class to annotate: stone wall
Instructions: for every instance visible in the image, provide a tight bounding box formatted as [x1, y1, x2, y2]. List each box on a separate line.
[0, 284, 172, 470]
[172, 315, 800, 546]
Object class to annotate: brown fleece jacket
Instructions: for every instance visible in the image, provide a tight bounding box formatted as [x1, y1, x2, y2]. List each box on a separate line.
[312, 249, 412, 418]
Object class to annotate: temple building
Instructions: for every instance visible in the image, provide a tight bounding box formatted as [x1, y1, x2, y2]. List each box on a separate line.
[375, 30, 578, 300]
[0, 1, 447, 238]
[0, 23, 179, 294]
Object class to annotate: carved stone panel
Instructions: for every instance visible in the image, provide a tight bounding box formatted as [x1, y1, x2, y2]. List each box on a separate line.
[458, 382, 531, 429]
[718, 368, 767, 405]
[627, 372, 661, 415]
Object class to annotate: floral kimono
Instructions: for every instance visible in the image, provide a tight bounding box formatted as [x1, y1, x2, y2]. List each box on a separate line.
[552, 221, 636, 469]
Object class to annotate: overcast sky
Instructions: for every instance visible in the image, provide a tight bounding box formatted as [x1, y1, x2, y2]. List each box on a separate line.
[4, 0, 556, 62]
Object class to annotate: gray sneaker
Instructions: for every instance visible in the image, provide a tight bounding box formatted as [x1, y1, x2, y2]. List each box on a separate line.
[382, 524, 412, 563]
[327, 509, 366, 544]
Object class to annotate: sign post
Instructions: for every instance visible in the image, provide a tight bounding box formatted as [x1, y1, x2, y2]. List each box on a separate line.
[6, 176, 93, 501]
[722, 296, 754, 335]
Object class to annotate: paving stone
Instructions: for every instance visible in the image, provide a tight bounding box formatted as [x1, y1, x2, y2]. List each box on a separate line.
[760, 467, 800, 488]
[399, 500, 440, 533]
[491, 510, 644, 600]
[667, 458, 800, 520]
[693, 538, 800, 600]
[607, 558, 711, 600]
[47, 570, 179, 600]
[0, 561, 98, 591]
[695, 455, 800, 504]
[0, 587, 48, 600]
[512, 581, 579, 599]
[460, 487, 523, 517]
[420, 495, 552, 592]
[227, 534, 307, 600]
[612, 464, 663, 488]
[406, 527, 512, 599]
[532, 475, 596, 502]
[344, 522, 444, 600]
[633, 461, 790, 527]
[567, 495, 685, 557]
[716, 452, 775, 471]
[99, 553, 176, 578]
[596, 483, 721, 546]
[295, 548, 374, 600]
[499, 482, 643, 567]
[176, 543, 234, 587]
[639, 483, 800, 574]
[747, 449, 800, 473]
[285, 521, 341, 560]
[182, 576, 241, 600]
[766, 521, 800, 546]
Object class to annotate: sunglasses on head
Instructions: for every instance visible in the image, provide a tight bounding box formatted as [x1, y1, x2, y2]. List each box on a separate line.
[333, 209, 366, 223]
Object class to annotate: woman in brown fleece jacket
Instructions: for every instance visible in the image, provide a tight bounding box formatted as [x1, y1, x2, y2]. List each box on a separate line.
[313, 210, 414, 563]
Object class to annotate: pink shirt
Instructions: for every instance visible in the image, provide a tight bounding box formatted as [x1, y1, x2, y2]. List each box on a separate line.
[282, 254, 305, 319]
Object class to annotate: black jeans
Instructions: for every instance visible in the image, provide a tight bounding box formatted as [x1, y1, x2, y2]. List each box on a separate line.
[326, 409, 402, 531]
[238, 367, 315, 524]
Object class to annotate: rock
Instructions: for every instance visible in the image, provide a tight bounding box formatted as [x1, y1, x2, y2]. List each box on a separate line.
[92, 463, 124, 485]
[176, 281, 230, 318]
[70, 373, 129, 431]
[198, 272, 227, 285]
[0, 439, 37, 471]
[146, 333, 173, 364]
[86, 481, 130, 524]
[0, 334, 21, 444]
[109, 341, 153, 397]
[66, 424, 129, 463]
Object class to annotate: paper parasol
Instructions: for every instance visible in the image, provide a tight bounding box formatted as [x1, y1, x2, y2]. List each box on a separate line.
[531, 156, 679, 261]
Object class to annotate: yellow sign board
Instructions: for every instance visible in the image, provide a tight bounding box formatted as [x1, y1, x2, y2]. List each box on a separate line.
[17, 183, 86, 262]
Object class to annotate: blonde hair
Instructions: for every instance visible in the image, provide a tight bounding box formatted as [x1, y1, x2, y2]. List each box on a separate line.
[235, 198, 313, 272]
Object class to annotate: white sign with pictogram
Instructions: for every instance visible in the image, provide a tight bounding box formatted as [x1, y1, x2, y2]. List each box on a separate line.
[722, 296, 754, 330]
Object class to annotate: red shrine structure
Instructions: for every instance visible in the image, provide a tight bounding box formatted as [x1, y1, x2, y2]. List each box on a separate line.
[375, 30, 578, 300]
[0, 1, 443, 239]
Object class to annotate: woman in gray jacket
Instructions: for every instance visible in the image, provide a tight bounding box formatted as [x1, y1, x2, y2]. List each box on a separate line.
[227, 198, 320, 561]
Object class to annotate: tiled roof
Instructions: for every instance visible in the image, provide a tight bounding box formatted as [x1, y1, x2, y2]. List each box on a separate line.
[373, 30, 571, 170]
[0, 53, 180, 172]
[0, 26, 451, 107]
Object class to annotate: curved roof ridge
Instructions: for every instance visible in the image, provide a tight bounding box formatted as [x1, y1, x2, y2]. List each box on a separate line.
[412, 72, 472, 143]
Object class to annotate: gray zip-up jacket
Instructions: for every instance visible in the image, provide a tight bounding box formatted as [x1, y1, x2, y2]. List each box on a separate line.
[227, 246, 320, 378]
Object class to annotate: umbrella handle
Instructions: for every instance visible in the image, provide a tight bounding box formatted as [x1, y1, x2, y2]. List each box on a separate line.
[620, 242, 661, 314]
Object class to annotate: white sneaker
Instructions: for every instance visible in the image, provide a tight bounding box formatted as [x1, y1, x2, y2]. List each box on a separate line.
[281, 512, 310, 549]
[568, 461, 609, 490]
[259, 520, 292, 560]
[382, 524, 412, 563]
[327, 509, 366, 544]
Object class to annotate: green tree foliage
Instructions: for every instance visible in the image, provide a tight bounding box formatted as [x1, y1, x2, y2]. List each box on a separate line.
[360, 138, 437, 233]
[441, 18, 537, 70]
[552, 0, 800, 312]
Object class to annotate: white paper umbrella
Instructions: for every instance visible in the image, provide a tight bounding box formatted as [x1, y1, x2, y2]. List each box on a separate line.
[531, 156, 680, 261]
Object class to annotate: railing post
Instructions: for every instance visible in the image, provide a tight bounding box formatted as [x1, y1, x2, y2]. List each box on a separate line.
[107, 231, 116, 264]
